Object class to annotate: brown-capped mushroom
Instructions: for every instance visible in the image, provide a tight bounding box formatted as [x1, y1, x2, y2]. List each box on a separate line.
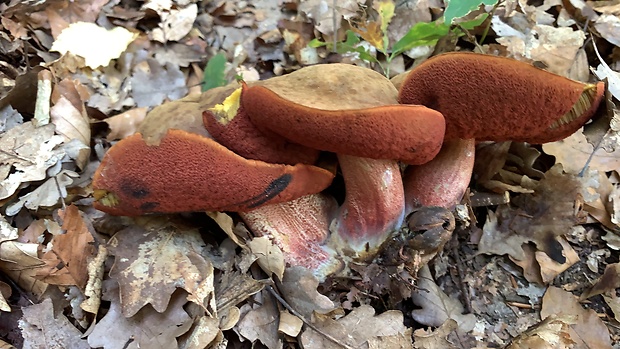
[92, 129, 334, 216]
[399, 52, 605, 210]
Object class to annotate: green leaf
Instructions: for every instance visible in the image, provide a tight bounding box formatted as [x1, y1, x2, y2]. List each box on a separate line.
[308, 38, 327, 48]
[444, 0, 498, 25]
[391, 21, 451, 56]
[202, 52, 228, 92]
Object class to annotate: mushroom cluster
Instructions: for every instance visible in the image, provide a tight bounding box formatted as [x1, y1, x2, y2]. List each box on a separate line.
[93, 52, 605, 281]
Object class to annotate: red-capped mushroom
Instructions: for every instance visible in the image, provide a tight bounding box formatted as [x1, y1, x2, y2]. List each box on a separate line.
[240, 63, 445, 165]
[205, 64, 426, 273]
[399, 52, 605, 210]
[398, 52, 605, 143]
[92, 129, 334, 216]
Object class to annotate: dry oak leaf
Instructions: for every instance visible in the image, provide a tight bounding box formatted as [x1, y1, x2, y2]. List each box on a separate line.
[506, 314, 577, 349]
[413, 319, 459, 349]
[411, 265, 476, 333]
[0, 122, 65, 200]
[88, 279, 192, 349]
[581, 262, 620, 300]
[235, 290, 282, 349]
[19, 298, 90, 349]
[540, 286, 612, 348]
[108, 218, 214, 317]
[301, 304, 410, 349]
[543, 129, 620, 175]
[478, 165, 591, 263]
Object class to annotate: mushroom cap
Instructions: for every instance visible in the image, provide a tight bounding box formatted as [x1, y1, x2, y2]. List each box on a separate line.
[403, 139, 475, 211]
[398, 52, 605, 144]
[240, 194, 343, 280]
[138, 84, 239, 145]
[241, 64, 445, 164]
[204, 86, 320, 165]
[92, 129, 335, 216]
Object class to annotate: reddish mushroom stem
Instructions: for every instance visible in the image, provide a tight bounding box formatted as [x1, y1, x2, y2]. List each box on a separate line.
[403, 139, 475, 211]
[240, 194, 343, 280]
[329, 155, 406, 260]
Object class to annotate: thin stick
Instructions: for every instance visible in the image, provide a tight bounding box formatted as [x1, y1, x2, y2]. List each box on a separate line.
[265, 285, 354, 349]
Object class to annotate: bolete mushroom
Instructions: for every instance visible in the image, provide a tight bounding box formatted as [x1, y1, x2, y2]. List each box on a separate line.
[223, 64, 436, 269]
[92, 129, 334, 215]
[398, 52, 605, 209]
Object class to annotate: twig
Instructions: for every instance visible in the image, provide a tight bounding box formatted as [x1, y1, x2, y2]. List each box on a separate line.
[265, 285, 355, 349]
[451, 232, 472, 313]
[54, 175, 67, 211]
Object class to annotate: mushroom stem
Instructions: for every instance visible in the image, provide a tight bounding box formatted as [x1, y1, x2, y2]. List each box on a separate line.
[240, 194, 342, 281]
[329, 155, 406, 260]
[403, 139, 476, 211]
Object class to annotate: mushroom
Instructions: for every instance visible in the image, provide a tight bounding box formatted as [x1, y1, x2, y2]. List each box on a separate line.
[398, 52, 605, 143]
[240, 64, 445, 165]
[203, 85, 320, 166]
[92, 129, 335, 216]
[398, 52, 605, 209]
[227, 64, 442, 269]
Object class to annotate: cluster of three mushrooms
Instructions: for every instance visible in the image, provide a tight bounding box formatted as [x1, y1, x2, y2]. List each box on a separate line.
[93, 53, 605, 280]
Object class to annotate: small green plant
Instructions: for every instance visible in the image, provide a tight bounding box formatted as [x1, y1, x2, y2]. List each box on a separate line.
[308, 0, 497, 77]
[202, 52, 228, 92]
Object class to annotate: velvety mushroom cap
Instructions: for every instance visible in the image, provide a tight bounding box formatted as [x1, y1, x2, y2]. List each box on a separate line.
[240, 194, 343, 280]
[204, 86, 320, 165]
[92, 129, 334, 216]
[398, 52, 605, 144]
[241, 63, 446, 165]
[403, 139, 475, 211]
[138, 84, 239, 145]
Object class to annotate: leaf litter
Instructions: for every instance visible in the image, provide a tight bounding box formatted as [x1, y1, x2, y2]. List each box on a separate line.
[1, 0, 620, 348]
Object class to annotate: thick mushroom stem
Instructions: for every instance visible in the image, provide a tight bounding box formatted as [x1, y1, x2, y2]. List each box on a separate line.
[240, 194, 342, 281]
[329, 155, 406, 260]
[403, 139, 476, 211]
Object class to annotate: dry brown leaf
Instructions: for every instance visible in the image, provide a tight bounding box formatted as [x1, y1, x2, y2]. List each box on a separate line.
[413, 319, 459, 349]
[151, 4, 198, 43]
[0, 338, 16, 349]
[594, 13, 620, 46]
[278, 266, 336, 318]
[235, 290, 282, 349]
[602, 294, 620, 322]
[0, 122, 65, 200]
[53, 205, 96, 289]
[543, 129, 620, 174]
[278, 311, 303, 337]
[108, 218, 215, 317]
[301, 305, 409, 349]
[247, 236, 285, 280]
[581, 262, 620, 300]
[130, 59, 188, 108]
[0, 216, 48, 298]
[411, 266, 476, 332]
[506, 314, 576, 349]
[19, 298, 90, 349]
[0, 281, 11, 312]
[541, 286, 612, 348]
[88, 279, 192, 349]
[479, 165, 590, 262]
[180, 315, 222, 349]
[104, 107, 148, 140]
